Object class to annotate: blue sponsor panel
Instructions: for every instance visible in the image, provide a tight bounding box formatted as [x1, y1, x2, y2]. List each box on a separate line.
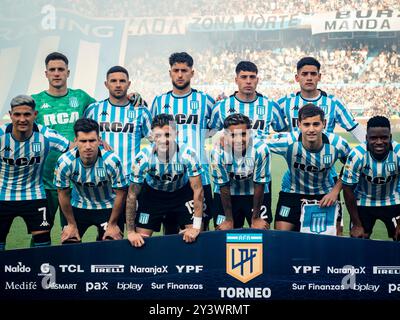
[0, 230, 400, 300]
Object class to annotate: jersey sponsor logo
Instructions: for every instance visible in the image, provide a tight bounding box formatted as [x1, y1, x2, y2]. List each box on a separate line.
[153, 172, 185, 182]
[256, 105, 265, 116]
[252, 119, 265, 131]
[69, 97, 79, 108]
[101, 111, 109, 116]
[226, 233, 263, 283]
[43, 112, 79, 126]
[294, 162, 327, 173]
[190, 100, 199, 111]
[99, 121, 135, 133]
[386, 162, 396, 172]
[2, 156, 41, 166]
[74, 180, 108, 187]
[229, 171, 253, 181]
[361, 172, 398, 185]
[228, 107, 236, 114]
[163, 104, 170, 110]
[96, 168, 106, 178]
[32, 142, 41, 153]
[175, 114, 198, 125]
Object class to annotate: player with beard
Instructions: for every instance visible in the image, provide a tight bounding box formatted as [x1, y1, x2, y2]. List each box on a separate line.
[84, 66, 152, 180]
[151, 52, 215, 233]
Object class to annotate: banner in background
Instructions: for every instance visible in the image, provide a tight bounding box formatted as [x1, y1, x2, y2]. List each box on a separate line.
[311, 10, 400, 34]
[0, 9, 128, 117]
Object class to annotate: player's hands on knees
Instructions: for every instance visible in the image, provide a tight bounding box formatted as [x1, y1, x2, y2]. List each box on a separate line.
[216, 219, 234, 231]
[103, 224, 123, 240]
[319, 193, 337, 207]
[127, 231, 145, 247]
[251, 217, 269, 230]
[180, 227, 200, 243]
[350, 224, 366, 238]
[61, 224, 81, 243]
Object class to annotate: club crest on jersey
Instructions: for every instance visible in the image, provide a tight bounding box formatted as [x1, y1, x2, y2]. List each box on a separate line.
[69, 97, 79, 108]
[173, 163, 184, 171]
[256, 105, 265, 116]
[319, 105, 328, 115]
[190, 101, 199, 111]
[32, 142, 41, 153]
[127, 110, 136, 120]
[386, 162, 396, 172]
[323, 155, 332, 164]
[245, 158, 253, 168]
[226, 233, 263, 283]
[96, 168, 106, 178]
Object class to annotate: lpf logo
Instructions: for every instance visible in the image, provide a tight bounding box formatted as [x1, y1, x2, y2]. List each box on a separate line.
[226, 233, 263, 283]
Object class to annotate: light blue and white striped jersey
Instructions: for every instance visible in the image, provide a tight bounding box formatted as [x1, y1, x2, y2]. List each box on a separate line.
[0, 123, 69, 201]
[54, 147, 128, 209]
[130, 143, 202, 192]
[84, 99, 152, 177]
[268, 131, 350, 195]
[209, 92, 288, 137]
[341, 141, 400, 206]
[151, 89, 214, 185]
[210, 138, 271, 195]
[277, 90, 358, 133]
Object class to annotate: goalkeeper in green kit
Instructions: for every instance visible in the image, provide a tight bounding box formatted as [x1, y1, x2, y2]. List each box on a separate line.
[32, 52, 145, 233]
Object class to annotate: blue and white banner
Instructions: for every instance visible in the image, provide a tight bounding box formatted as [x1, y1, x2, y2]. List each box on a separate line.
[0, 9, 128, 117]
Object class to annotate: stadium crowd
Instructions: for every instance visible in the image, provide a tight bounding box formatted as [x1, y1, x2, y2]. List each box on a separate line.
[126, 43, 400, 117]
[1, 0, 400, 18]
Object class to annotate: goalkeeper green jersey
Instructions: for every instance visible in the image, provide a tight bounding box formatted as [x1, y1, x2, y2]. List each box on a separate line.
[32, 89, 96, 189]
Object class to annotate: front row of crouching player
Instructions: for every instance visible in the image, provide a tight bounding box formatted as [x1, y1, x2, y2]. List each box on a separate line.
[0, 97, 399, 251]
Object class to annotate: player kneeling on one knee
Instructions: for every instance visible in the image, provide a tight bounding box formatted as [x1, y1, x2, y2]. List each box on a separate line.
[126, 114, 204, 247]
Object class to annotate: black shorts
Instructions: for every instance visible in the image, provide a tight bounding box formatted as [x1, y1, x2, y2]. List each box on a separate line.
[358, 205, 400, 238]
[213, 192, 272, 228]
[136, 182, 194, 232]
[275, 191, 342, 231]
[67, 207, 124, 241]
[0, 199, 50, 240]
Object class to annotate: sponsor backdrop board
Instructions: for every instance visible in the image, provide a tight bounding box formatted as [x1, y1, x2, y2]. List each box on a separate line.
[0, 229, 399, 300]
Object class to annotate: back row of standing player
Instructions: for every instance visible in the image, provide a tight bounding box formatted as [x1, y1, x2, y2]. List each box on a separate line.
[1, 51, 399, 250]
